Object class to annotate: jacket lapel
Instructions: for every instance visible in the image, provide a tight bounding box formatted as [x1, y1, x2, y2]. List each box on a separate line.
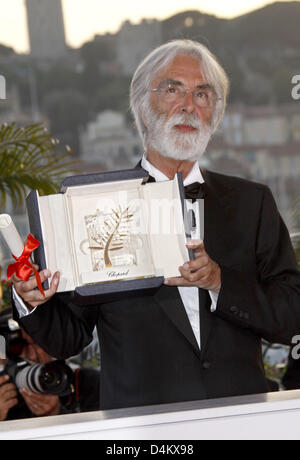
[199, 168, 237, 353]
[201, 168, 237, 263]
[154, 285, 201, 357]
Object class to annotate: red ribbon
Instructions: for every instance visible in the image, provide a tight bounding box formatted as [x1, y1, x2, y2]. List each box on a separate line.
[7, 234, 45, 297]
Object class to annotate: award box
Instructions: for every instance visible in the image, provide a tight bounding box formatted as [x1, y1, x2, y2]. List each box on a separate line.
[26, 168, 193, 305]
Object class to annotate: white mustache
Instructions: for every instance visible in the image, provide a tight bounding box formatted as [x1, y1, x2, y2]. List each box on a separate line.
[166, 113, 203, 131]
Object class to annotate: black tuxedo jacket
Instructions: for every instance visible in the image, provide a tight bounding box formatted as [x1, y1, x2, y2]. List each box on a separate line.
[14, 169, 300, 410]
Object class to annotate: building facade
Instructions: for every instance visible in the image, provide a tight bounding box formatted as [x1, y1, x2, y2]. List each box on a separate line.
[208, 104, 300, 230]
[80, 110, 143, 171]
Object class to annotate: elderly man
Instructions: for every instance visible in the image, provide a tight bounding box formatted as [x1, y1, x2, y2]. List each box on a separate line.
[12, 40, 300, 410]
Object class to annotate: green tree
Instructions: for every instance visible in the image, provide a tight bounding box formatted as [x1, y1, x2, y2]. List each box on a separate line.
[0, 122, 76, 210]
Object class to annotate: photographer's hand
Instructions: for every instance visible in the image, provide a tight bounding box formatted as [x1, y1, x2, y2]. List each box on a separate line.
[20, 388, 60, 416]
[0, 375, 18, 421]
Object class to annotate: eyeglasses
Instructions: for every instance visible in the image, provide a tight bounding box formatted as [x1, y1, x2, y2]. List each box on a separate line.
[152, 82, 221, 108]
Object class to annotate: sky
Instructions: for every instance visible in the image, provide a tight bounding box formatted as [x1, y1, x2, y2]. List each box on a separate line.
[0, 0, 298, 53]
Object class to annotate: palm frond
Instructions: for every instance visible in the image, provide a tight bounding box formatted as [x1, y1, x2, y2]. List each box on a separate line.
[0, 122, 77, 210]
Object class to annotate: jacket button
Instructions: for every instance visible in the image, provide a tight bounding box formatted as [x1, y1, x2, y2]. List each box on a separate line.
[202, 361, 211, 369]
[230, 306, 239, 314]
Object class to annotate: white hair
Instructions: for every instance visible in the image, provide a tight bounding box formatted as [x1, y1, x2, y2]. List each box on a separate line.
[130, 39, 230, 147]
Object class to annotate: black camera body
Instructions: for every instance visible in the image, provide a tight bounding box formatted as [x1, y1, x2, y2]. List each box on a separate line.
[0, 359, 74, 396]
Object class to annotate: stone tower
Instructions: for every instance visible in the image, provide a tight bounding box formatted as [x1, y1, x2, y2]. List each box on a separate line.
[25, 0, 67, 59]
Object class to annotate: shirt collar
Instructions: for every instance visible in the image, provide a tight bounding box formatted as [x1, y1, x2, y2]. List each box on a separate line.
[141, 154, 204, 186]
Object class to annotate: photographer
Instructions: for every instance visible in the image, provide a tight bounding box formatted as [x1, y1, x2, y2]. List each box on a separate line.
[0, 313, 100, 420]
[0, 366, 18, 421]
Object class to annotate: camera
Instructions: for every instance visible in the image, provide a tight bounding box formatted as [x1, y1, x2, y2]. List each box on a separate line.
[0, 310, 74, 396]
[0, 359, 74, 396]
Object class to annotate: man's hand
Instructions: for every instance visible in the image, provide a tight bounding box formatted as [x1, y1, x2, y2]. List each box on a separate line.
[12, 268, 60, 310]
[164, 240, 221, 292]
[0, 375, 18, 421]
[20, 388, 60, 417]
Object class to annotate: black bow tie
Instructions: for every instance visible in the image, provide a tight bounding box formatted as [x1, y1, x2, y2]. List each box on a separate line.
[184, 182, 207, 201]
[146, 174, 206, 201]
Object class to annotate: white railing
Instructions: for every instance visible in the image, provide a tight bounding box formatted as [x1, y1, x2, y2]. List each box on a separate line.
[1, 390, 300, 440]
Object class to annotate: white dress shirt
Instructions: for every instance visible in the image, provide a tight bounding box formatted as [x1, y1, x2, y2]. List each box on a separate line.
[13, 157, 219, 349]
[141, 155, 218, 349]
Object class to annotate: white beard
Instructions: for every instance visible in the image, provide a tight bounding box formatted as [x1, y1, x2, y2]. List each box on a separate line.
[145, 108, 212, 162]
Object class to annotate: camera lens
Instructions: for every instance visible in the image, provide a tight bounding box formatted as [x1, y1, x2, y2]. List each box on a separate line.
[42, 368, 59, 386]
[39, 363, 66, 394]
[14, 361, 72, 395]
[15, 363, 44, 393]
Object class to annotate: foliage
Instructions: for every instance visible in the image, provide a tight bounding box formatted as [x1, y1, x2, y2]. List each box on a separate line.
[0, 122, 76, 209]
[0, 277, 12, 312]
[262, 340, 289, 389]
[80, 37, 115, 64]
[264, 361, 287, 384]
